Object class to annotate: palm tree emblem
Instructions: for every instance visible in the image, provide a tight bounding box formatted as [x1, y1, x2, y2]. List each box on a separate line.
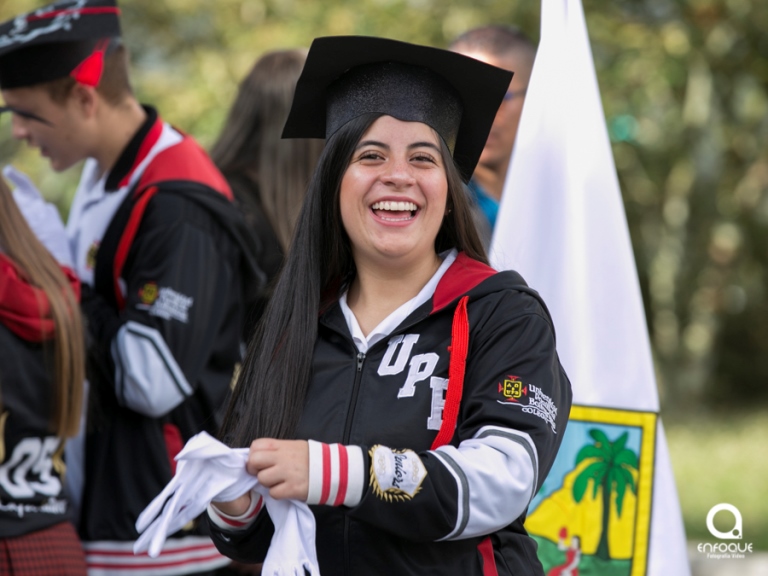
[572, 428, 638, 560]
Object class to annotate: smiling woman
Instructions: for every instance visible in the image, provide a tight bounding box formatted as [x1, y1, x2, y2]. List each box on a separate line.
[208, 35, 573, 576]
[340, 117, 447, 289]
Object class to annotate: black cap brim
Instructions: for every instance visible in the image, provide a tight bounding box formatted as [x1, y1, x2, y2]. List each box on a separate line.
[282, 36, 513, 182]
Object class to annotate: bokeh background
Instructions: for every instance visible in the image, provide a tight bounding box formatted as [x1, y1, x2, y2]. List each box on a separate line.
[2, 0, 767, 556]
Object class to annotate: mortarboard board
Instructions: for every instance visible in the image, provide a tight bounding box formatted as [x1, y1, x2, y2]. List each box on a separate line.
[282, 36, 513, 182]
[0, 0, 121, 90]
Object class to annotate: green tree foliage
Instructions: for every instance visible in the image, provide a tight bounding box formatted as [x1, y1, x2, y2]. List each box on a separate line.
[1, 0, 766, 411]
[574, 429, 639, 560]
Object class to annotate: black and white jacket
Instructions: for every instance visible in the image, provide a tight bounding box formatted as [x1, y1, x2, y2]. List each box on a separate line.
[0, 326, 70, 538]
[209, 252, 572, 576]
[66, 106, 263, 575]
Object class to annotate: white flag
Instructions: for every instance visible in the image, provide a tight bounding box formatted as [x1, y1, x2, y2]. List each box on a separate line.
[490, 1, 690, 574]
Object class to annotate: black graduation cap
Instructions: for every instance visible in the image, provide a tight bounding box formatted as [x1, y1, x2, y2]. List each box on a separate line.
[0, 0, 121, 90]
[282, 36, 513, 182]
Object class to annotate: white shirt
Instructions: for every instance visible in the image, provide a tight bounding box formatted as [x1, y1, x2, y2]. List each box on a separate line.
[338, 249, 457, 353]
[65, 126, 183, 287]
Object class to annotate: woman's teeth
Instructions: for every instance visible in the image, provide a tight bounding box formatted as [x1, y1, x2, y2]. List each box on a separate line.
[371, 201, 418, 212]
[371, 201, 418, 221]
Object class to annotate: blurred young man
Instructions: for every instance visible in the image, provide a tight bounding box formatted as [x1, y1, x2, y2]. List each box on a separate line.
[0, 2, 262, 574]
[450, 25, 536, 234]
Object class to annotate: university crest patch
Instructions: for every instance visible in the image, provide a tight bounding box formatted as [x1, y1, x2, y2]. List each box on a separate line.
[497, 376, 559, 433]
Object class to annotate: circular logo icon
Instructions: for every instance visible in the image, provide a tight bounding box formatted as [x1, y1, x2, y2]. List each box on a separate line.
[139, 282, 159, 305]
[706, 503, 742, 540]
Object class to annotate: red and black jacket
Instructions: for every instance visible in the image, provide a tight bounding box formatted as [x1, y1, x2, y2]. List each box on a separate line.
[75, 109, 263, 561]
[210, 254, 572, 576]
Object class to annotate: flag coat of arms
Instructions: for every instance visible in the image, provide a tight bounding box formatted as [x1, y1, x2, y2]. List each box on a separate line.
[489, 1, 690, 575]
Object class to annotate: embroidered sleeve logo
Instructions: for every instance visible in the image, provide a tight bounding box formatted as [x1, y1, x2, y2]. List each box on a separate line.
[369, 445, 427, 503]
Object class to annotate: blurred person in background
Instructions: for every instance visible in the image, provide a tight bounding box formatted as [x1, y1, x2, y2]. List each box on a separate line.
[210, 48, 325, 329]
[0, 1, 263, 574]
[449, 25, 536, 237]
[0, 173, 86, 575]
[210, 49, 324, 576]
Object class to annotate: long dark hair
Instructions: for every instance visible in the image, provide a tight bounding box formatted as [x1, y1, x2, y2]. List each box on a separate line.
[210, 49, 325, 251]
[220, 113, 487, 446]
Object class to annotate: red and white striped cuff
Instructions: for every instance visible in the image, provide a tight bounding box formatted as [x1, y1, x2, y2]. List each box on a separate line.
[206, 490, 263, 531]
[307, 440, 364, 507]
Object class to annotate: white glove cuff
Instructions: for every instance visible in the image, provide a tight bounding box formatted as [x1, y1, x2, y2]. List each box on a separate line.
[306, 440, 365, 507]
[207, 490, 263, 531]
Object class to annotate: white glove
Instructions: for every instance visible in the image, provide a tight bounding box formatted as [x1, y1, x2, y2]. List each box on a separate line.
[3, 165, 74, 268]
[134, 433, 255, 558]
[134, 432, 321, 576]
[254, 483, 320, 576]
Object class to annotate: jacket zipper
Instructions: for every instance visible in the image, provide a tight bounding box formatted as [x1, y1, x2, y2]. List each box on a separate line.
[343, 350, 365, 575]
[316, 297, 467, 574]
[343, 351, 366, 443]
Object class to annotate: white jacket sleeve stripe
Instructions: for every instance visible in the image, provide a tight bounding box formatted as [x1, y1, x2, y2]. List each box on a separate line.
[430, 450, 470, 540]
[307, 441, 365, 507]
[476, 425, 540, 502]
[113, 320, 192, 417]
[434, 426, 537, 541]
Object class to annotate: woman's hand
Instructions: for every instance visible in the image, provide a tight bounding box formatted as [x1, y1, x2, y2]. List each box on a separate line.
[210, 439, 309, 515]
[247, 438, 310, 501]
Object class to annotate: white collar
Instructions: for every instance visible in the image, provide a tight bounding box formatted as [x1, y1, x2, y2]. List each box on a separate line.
[339, 249, 458, 353]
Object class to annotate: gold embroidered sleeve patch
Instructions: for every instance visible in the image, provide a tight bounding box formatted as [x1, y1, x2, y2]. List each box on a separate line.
[369, 445, 427, 502]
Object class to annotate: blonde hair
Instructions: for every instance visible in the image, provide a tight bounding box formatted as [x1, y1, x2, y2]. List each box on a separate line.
[0, 177, 84, 437]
